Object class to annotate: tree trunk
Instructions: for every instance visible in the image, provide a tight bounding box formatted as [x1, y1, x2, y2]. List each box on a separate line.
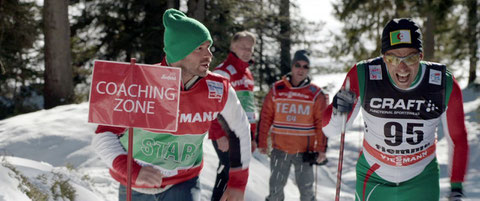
[375, 0, 382, 56]
[0, 59, 4, 75]
[144, 1, 167, 64]
[187, 0, 205, 23]
[167, 0, 180, 9]
[423, 11, 436, 61]
[43, 0, 73, 109]
[279, 0, 291, 76]
[394, 0, 405, 16]
[256, 0, 266, 91]
[257, 27, 265, 91]
[467, 0, 478, 85]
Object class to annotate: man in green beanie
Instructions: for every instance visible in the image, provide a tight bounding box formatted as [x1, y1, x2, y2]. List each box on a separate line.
[92, 8, 252, 201]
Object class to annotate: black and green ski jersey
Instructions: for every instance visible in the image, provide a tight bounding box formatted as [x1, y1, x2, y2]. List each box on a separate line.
[322, 57, 469, 201]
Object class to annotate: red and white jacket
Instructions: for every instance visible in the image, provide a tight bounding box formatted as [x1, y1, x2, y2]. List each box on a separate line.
[209, 52, 257, 141]
[92, 58, 251, 192]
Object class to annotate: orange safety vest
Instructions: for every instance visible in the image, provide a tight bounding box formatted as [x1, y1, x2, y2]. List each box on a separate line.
[259, 76, 328, 154]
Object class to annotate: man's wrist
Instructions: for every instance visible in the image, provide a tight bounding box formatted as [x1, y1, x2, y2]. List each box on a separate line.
[227, 168, 248, 192]
[112, 154, 142, 182]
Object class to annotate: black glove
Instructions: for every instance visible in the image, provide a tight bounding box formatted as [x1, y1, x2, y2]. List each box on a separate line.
[302, 151, 328, 166]
[448, 188, 464, 201]
[333, 89, 355, 113]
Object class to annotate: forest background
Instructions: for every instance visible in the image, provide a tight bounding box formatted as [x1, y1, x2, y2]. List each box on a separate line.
[0, 0, 478, 119]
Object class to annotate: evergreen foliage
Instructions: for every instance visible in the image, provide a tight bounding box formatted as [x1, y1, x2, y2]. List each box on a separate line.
[236, 0, 324, 90]
[329, 0, 478, 84]
[0, 0, 42, 119]
[69, 0, 323, 93]
[69, 0, 169, 104]
[1, 0, 476, 119]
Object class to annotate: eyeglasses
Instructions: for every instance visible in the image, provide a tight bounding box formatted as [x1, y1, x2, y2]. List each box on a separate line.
[383, 52, 421, 66]
[294, 63, 309, 69]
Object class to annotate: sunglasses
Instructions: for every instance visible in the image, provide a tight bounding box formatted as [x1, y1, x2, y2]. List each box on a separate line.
[294, 63, 309, 69]
[383, 52, 421, 66]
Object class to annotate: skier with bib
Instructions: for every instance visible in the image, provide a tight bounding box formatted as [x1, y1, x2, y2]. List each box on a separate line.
[322, 18, 469, 201]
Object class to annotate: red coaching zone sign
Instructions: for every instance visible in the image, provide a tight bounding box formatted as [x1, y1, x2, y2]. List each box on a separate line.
[88, 60, 181, 131]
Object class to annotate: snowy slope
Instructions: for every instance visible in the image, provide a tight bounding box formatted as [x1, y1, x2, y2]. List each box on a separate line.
[0, 73, 479, 201]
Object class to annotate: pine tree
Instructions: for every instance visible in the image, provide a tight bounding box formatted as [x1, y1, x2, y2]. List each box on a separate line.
[70, 0, 168, 64]
[466, 0, 478, 85]
[279, 0, 291, 76]
[329, 0, 455, 68]
[0, 0, 42, 119]
[69, 0, 322, 104]
[69, 0, 169, 103]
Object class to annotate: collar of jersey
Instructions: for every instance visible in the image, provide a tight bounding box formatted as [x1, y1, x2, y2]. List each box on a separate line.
[284, 73, 311, 88]
[227, 52, 251, 72]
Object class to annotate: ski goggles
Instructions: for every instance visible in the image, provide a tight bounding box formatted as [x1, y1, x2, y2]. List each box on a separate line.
[294, 62, 309, 69]
[383, 52, 421, 66]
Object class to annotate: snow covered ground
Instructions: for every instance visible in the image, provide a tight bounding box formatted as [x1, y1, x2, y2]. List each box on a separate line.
[0, 73, 479, 201]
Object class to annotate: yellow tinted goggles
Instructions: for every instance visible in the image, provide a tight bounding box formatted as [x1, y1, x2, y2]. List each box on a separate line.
[384, 52, 421, 66]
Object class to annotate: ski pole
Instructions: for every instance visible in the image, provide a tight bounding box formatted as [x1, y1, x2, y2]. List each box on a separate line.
[335, 78, 350, 201]
[314, 165, 317, 198]
[126, 58, 136, 201]
[127, 127, 133, 201]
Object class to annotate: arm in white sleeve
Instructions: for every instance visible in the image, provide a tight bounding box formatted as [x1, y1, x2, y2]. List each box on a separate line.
[322, 68, 361, 138]
[219, 86, 251, 169]
[91, 131, 127, 168]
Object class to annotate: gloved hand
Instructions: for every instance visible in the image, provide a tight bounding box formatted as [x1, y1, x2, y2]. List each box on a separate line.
[316, 152, 328, 166]
[333, 89, 355, 113]
[448, 188, 464, 201]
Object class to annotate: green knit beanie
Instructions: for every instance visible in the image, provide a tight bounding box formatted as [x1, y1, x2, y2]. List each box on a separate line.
[163, 9, 213, 64]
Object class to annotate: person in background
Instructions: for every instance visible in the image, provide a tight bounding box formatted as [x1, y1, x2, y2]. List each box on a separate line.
[258, 50, 328, 201]
[92, 9, 251, 201]
[208, 31, 257, 201]
[322, 18, 469, 201]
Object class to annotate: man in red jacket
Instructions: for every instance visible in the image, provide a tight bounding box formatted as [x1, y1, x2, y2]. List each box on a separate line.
[92, 9, 251, 201]
[208, 31, 257, 201]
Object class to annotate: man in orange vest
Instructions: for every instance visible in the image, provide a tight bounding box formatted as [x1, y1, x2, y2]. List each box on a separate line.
[258, 50, 328, 201]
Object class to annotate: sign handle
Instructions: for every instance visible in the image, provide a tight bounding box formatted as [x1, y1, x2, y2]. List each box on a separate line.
[126, 127, 134, 201]
[126, 58, 136, 201]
